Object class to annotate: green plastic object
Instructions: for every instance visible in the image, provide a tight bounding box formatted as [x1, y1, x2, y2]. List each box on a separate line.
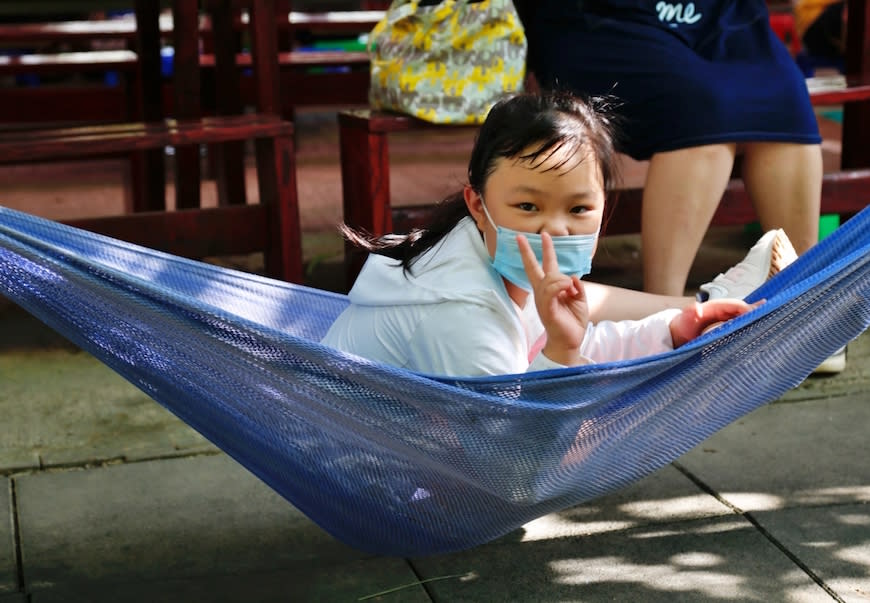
[818, 213, 840, 240]
[311, 37, 368, 52]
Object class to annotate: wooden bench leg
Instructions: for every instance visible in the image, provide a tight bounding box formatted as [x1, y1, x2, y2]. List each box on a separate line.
[841, 0, 870, 170]
[121, 64, 150, 214]
[842, 102, 870, 169]
[208, 0, 247, 206]
[134, 0, 168, 213]
[338, 118, 393, 289]
[257, 133, 303, 283]
[171, 0, 202, 211]
[212, 141, 248, 206]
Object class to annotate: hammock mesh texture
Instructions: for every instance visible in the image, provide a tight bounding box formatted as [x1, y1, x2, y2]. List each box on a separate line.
[1, 205, 869, 557]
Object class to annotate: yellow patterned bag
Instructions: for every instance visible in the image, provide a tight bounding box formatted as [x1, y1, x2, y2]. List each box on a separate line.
[367, 0, 527, 124]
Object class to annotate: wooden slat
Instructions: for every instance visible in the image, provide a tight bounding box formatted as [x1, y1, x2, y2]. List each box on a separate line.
[808, 74, 870, 105]
[0, 86, 129, 123]
[0, 20, 138, 41]
[0, 15, 177, 42]
[197, 49, 370, 68]
[64, 204, 270, 259]
[0, 10, 380, 43]
[338, 109, 466, 134]
[286, 10, 383, 31]
[0, 50, 138, 74]
[0, 2, 142, 18]
[0, 115, 294, 163]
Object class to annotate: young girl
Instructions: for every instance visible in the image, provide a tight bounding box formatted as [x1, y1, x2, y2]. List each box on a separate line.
[322, 92, 774, 377]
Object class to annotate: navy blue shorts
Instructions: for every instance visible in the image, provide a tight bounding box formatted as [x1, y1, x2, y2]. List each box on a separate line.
[526, 0, 821, 160]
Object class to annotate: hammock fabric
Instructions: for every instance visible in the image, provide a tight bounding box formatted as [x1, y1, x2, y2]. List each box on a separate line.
[1, 205, 869, 557]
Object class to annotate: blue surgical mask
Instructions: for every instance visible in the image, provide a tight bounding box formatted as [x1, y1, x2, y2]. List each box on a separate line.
[480, 198, 597, 291]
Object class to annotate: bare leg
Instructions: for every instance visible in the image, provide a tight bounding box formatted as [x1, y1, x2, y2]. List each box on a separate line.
[741, 142, 822, 255]
[584, 281, 692, 322]
[641, 143, 737, 296]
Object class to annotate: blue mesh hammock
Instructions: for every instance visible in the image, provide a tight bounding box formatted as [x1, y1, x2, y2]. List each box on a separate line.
[1, 205, 869, 557]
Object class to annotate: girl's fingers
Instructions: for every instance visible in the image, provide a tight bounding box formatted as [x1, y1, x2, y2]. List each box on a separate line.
[540, 232, 559, 275]
[517, 234, 544, 282]
[702, 299, 758, 321]
[571, 275, 585, 301]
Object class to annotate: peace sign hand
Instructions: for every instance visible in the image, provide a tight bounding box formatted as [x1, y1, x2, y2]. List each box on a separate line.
[517, 232, 589, 366]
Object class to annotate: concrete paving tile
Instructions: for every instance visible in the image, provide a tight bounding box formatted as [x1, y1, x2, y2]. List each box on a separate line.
[29, 558, 429, 603]
[16, 455, 367, 588]
[753, 504, 870, 603]
[0, 348, 215, 471]
[414, 516, 829, 602]
[0, 452, 37, 475]
[515, 465, 733, 543]
[0, 479, 16, 596]
[678, 392, 870, 512]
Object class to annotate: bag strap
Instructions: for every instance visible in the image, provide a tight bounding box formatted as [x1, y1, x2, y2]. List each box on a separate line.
[383, 0, 474, 30]
[388, 0, 474, 9]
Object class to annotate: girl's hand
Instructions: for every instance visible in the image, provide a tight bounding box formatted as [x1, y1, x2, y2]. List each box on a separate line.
[518, 232, 589, 366]
[670, 299, 763, 348]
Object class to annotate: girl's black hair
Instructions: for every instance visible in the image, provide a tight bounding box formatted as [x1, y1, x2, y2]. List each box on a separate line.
[340, 90, 621, 273]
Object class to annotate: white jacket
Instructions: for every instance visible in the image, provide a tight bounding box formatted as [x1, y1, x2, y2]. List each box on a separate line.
[322, 218, 679, 377]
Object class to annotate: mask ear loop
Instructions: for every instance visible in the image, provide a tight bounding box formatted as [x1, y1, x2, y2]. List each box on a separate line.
[478, 195, 500, 231]
[477, 194, 500, 251]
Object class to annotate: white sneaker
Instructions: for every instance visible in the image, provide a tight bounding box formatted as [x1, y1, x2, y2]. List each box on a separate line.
[699, 229, 798, 301]
[699, 230, 847, 375]
[813, 346, 847, 374]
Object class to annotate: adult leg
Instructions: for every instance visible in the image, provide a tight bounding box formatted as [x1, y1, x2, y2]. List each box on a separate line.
[641, 143, 737, 296]
[743, 140, 843, 374]
[741, 142, 822, 255]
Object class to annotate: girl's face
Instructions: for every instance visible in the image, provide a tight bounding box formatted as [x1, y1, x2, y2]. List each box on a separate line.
[465, 143, 606, 258]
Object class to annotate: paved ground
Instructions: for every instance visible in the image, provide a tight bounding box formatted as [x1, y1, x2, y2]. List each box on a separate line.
[1, 109, 868, 601]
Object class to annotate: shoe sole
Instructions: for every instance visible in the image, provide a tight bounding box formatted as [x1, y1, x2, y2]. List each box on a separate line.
[812, 348, 847, 374]
[768, 231, 798, 280]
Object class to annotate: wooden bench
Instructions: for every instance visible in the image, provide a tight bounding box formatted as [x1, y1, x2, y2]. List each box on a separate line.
[0, 0, 303, 284]
[0, 114, 303, 282]
[0, 46, 370, 123]
[337, 73, 870, 288]
[0, 6, 379, 121]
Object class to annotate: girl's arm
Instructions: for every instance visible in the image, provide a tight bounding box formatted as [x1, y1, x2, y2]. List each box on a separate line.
[583, 281, 694, 322]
